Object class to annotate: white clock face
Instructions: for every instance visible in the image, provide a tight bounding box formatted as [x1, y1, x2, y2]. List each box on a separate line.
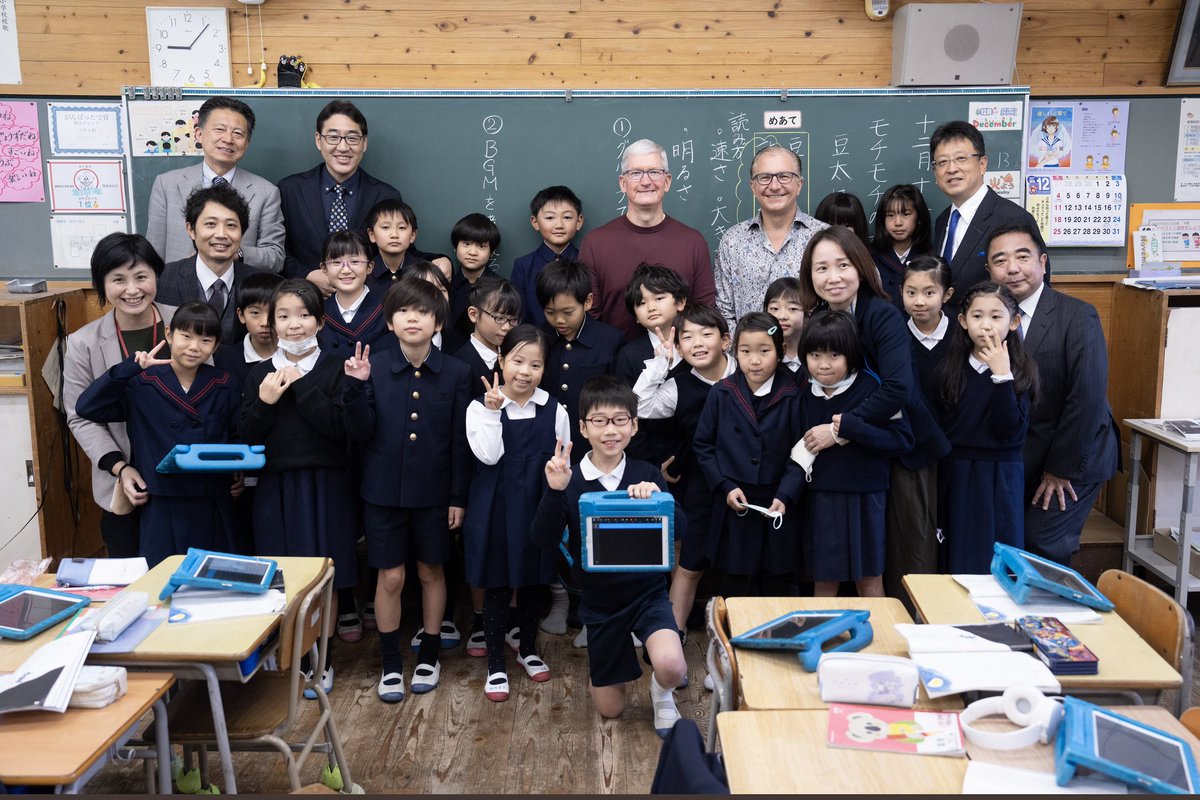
[146, 7, 232, 88]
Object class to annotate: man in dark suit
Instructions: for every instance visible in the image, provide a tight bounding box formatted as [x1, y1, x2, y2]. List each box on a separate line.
[931, 121, 1044, 311]
[157, 183, 260, 344]
[277, 100, 402, 291]
[987, 223, 1120, 566]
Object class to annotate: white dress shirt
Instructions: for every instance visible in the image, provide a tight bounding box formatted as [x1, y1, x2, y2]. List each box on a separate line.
[907, 312, 950, 350]
[941, 183, 989, 260]
[271, 346, 320, 376]
[578, 452, 627, 491]
[466, 387, 572, 465]
[633, 352, 735, 419]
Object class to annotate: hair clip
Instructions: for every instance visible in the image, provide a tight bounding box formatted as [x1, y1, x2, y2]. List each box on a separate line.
[767, 325, 779, 335]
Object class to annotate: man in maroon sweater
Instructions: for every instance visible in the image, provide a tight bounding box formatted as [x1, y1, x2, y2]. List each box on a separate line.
[579, 139, 716, 339]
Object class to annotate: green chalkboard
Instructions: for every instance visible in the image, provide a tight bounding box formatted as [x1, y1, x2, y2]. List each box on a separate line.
[125, 87, 1028, 277]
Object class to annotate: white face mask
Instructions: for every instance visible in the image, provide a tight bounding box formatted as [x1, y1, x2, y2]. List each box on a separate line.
[277, 335, 318, 356]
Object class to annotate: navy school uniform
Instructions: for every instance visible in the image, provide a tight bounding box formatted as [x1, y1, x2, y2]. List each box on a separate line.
[937, 362, 1031, 574]
[75, 357, 240, 567]
[669, 367, 729, 573]
[463, 393, 565, 589]
[528, 457, 683, 687]
[827, 290, 913, 426]
[317, 289, 396, 359]
[213, 337, 272, 554]
[342, 344, 472, 566]
[213, 337, 267, 395]
[799, 372, 914, 582]
[693, 371, 806, 577]
[241, 352, 358, 589]
[446, 266, 501, 355]
[366, 246, 448, 298]
[871, 248, 910, 311]
[541, 316, 624, 461]
[453, 337, 500, 400]
[512, 241, 579, 331]
[617, 333, 683, 466]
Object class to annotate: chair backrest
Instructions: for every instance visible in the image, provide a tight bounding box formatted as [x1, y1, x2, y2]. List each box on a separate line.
[281, 561, 335, 721]
[1182, 707, 1200, 739]
[1097, 569, 1188, 671]
[705, 596, 738, 711]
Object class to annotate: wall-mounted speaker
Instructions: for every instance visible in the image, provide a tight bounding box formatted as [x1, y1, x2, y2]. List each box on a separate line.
[892, 3, 1023, 86]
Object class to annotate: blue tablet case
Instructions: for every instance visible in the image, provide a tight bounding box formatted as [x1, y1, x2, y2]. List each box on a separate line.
[578, 491, 675, 572]
[158, 548, 278, 601]
[0, 584, 90, 640]
[991, 543, 1115, 611]
[731, 609, 873, 672]
[1056, 696, 1199, 794]
[156, 444, 266, 474]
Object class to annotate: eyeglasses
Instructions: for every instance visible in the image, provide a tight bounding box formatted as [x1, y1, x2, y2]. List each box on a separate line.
[585, 413, 633, 428]
[479, 307, 520, 328]
[750, 171, 801, 186]
[324, 258, 368, 269]
[931, 154, 982, 171]
[206, 125, 247, 141]
[319, 133, 365, 147]
[621, 168, 668, 183]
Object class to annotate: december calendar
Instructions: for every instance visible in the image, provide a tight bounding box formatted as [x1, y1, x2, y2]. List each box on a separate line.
[1025, 173, 1126, 247]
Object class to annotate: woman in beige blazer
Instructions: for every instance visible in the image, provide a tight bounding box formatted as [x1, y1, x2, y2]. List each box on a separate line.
[63, 233, 176, 557]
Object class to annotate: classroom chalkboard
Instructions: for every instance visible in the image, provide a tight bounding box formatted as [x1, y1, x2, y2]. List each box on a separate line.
[125, 87, 1028, 278]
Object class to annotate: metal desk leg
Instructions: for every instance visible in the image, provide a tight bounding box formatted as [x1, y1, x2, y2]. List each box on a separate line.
[197, 664, 238, 794]
[153, 697, 172, 795]
[1178, 452, 1197, 606]
[1124, 432, 1142, 573]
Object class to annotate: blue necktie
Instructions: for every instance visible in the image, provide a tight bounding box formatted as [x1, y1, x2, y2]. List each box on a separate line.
[942, 208, 960, 263]
[329, 185, 348, 233]
[211, 175, 228, 188]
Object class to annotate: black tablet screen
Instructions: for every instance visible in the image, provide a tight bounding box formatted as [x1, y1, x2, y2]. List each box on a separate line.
[1094, 712, 1192, 791]
[197, 555, 269, 584]
[1026, 558, 1093, 595]
[0, 591, 77, 631]
[746, 615, 836, 640]
[590, 517, 665, 567]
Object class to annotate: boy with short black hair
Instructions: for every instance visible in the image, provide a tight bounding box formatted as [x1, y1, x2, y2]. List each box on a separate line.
[531, 375, 687, 737]
[213, 270, 285, 389]
[536, 258, 623, 461]
[343, 276, 473, 702]
[364, 199, 452, 296]
[512, 186, 584, 330]
[446, 213, 502, 353]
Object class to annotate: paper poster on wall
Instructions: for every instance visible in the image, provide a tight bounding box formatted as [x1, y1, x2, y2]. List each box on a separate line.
[969, 101, 1022, 131]
[1175, 99, 1200, 201]
[1025, 173, 1126, 247]
[47, 103, 125, 157]
[1138, 207, 1200, 262]
[985, 170, 1021, 201]
[0, 1, 21, 85]
[129, 101, 203, 157]
[46, 160, 127, 213]
[1027, 101, 1128, 175]
[0, 101, 44, 202]
[50, 215, 128, 269]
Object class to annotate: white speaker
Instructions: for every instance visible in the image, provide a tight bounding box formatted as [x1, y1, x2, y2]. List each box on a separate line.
[892, 3, 1022, 86]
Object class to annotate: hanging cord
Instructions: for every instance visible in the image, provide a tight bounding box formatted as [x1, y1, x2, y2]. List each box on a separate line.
[244, 4, 252, 75]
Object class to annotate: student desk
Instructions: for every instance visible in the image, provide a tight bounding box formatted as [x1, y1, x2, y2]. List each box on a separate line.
[724, 596, 960, 711]
[0, 671, 175, 793]
[717, 709, 967, 793]
[902, 573, 1181, 694]
[88, 555, 330, 795]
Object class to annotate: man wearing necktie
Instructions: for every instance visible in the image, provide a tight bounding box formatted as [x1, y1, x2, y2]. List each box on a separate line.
[156, 183, 259, 344]
[931, 121, 1045, 313]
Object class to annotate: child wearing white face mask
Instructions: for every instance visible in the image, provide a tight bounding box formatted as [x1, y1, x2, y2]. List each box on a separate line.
[240, 278, 359, 698]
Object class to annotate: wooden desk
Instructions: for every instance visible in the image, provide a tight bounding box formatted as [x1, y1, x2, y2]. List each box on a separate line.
[718, 709, 967, 794]
[724, 596, 960, 711]
[902, 574, 1181, 692]
[0, 671, 175, 793]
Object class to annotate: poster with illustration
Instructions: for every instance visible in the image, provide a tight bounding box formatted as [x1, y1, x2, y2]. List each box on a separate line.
[128, 101, 203, 157]
[1028, 105, 1074, 171]
[1028, 101, 1128, 175]
[46, 160, 127, 213]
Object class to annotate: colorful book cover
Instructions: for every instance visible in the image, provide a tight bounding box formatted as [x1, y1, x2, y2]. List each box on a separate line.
[1017, 616, 1099, 674]
[826, 703, 966, 757]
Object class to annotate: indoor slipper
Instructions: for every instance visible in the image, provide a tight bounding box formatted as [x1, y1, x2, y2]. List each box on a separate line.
[377, 671, 405, 703]
[516, 653, 551, 682]
[485, 671, 510, 702]
[336, 612, 362, 643]
[504, 626, 520, 653]
[652, 697, 681, 739]
[303, 666, 334, 700]
[410, 661, 441, 694]
[466, 628, 487, 657]
[440, 620, 462, 647]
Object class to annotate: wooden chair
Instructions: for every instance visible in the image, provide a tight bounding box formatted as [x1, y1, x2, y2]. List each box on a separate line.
[1097, 569, 1194, 716]
[704, 596, 739, 753]
[165, 560, 357, 792]
[1182, 707, 1200, 738]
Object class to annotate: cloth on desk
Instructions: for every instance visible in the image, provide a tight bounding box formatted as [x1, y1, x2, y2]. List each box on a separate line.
[650, 718, 729, 795]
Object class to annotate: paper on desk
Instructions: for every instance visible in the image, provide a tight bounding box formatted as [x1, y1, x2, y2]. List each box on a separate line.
[962, 761, 1127, 794]
[895, 623, 1013, 654]
[167, 588, 285, 624]
[913, 651, 1060, 698]
[0, 630, 96, 714]
[56, 557, 148, 587]
[952, 574, 1101, 624]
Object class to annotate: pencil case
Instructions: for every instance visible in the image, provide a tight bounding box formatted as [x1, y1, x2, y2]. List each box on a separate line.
[817, 653, 920, 708]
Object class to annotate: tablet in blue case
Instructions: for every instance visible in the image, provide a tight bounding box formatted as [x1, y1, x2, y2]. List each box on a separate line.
[156, 444, 266, 473]
[991, 543, 1114, 611]
[579, 491, 675, 572]
[159, 548, 278, 601]
[731, 609, 873, 672]
[0, 584, 90, 640]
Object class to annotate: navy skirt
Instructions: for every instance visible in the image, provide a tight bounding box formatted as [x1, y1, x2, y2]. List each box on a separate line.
[940, 457, 1024, 574]
[253, 468, 359, 589]
[140, 495, 236, 568]
[803, 490, 887, 582]
[707, 486, 799, 577]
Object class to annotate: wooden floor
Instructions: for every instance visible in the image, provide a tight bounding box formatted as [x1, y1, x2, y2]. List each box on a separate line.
[86, 613, 714, 794]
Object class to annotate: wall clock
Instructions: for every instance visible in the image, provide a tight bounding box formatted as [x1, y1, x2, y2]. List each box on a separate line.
[146, 7, 232, 87]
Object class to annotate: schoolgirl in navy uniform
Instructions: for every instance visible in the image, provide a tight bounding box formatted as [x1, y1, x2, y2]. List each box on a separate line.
[693, 311, 806, 597]
[76, 302, 240, 567]
[317, 231, 395, 360]
[453, 276, 523, 397]
[762, 277, 806, 380]
[936, 281, 1038, 573]
[463, 325, 572, 701]
[797, 311, 913, 598]
[870, 184, 933, 309]
[241, 279, 358, 695]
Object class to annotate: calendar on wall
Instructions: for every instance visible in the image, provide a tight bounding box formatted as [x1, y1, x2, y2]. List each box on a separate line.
[1025, 173, 1127, 247]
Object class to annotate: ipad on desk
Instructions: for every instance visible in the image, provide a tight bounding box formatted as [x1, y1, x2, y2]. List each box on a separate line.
[159, 548, 278, 601]
[731, 609, 873, 671]
[0, 585, 90, 640]
[990, 543, 1114, 611]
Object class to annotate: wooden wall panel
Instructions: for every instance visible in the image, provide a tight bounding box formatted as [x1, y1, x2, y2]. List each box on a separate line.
[4, 0, 1191, 96]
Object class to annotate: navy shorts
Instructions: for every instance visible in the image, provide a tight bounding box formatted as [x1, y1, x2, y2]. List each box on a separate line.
[363, 502, 450, 569]
[580, 585, 678, 688]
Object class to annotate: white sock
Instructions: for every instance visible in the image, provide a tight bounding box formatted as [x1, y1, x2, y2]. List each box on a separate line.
[650, 673, 680, 730]
[573, 625, 588, 648]
[540, 583, 569, 634]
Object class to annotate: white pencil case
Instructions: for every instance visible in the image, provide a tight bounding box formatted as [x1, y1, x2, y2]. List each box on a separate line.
[817, 652, 920, 708]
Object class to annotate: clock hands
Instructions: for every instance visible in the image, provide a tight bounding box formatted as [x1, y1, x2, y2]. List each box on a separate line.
[166, 23, 210, 51]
